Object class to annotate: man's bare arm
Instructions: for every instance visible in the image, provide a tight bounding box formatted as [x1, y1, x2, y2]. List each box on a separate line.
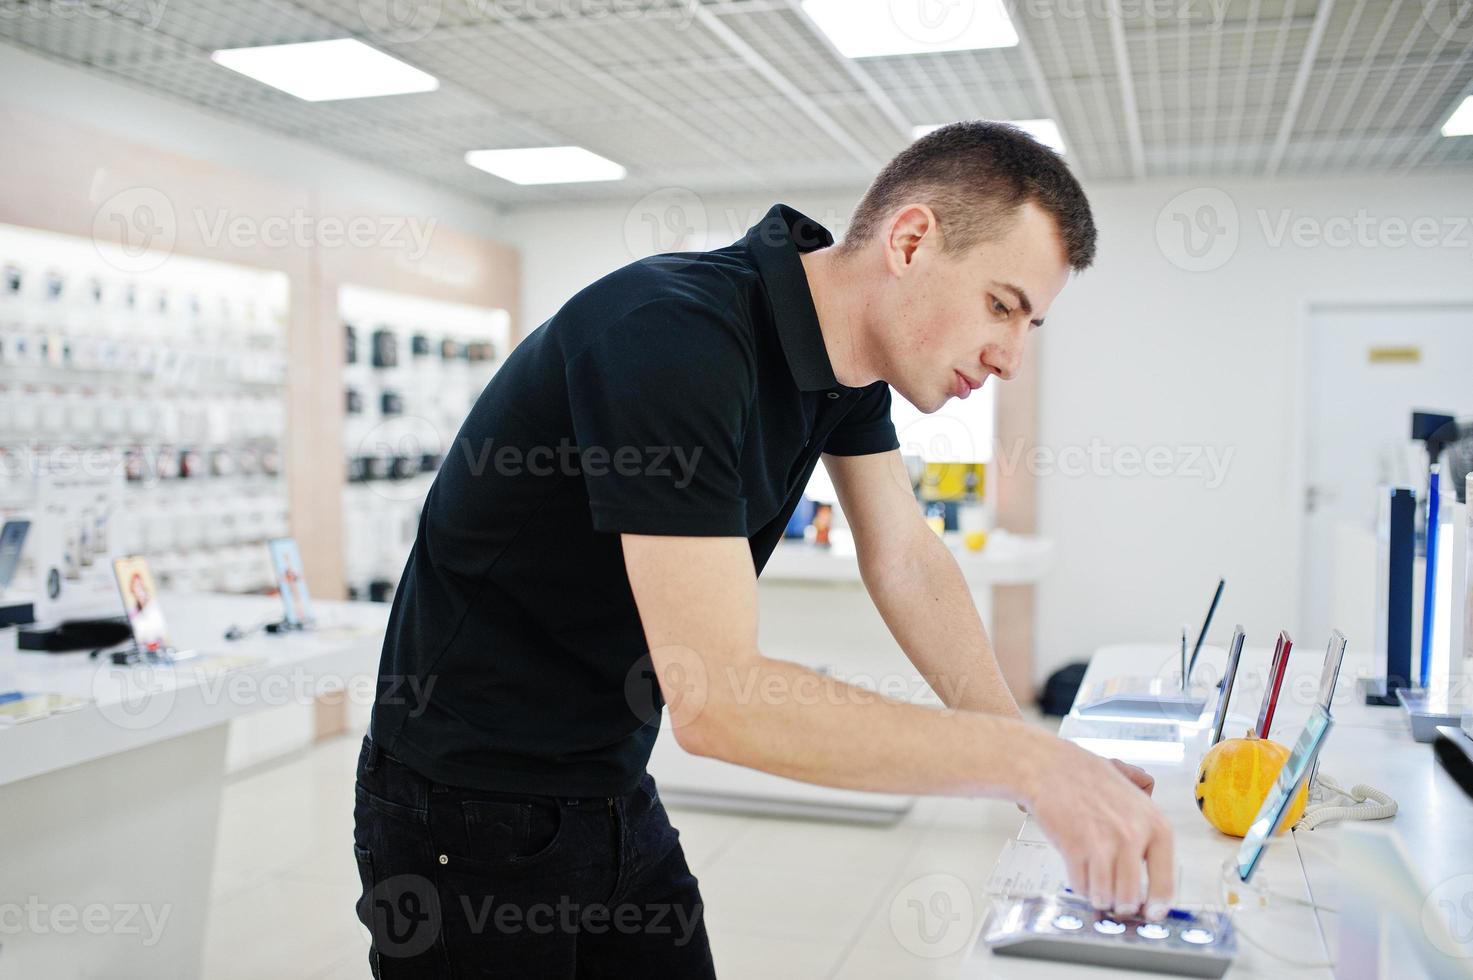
[621, 532, 1174, 917]
[825, 450, 1021, 717]
[824, 450, 1157, 796]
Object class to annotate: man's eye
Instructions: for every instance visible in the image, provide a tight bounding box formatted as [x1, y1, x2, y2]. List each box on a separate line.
[992, 298, 1011, 317]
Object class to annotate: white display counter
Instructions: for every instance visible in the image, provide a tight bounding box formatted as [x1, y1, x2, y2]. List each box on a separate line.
[0, 593, 387, 980]
[960, 641, 1473, 977]
[647, 534, 1054, 822]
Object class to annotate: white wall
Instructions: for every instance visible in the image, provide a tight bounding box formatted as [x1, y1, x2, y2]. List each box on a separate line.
[514, 191, 864, 328]
[0, 43, 508, 241]
[1044, 175, 1472, 681]
[508, 173, 1473, 684]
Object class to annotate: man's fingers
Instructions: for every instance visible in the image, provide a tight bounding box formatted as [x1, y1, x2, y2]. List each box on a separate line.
[1066, 856, 1089, 899]
[1143, 821, 1176, 920]
[1110, 758, 1155, 796]
[1086, 853, 1115, 911]
[1112, 840, 1144, 917]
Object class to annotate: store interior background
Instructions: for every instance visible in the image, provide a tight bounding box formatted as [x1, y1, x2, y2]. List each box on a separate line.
[8, 35, 1469, 686]
[1, 3, 1471, 977]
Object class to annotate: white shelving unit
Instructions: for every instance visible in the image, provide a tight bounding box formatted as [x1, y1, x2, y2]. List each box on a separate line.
[0, 222, 290, 612]
[339, 285, 510, 602]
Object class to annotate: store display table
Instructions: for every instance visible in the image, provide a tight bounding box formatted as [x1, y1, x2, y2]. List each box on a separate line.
[0, 593, 387, 980]
[960, 642, 1473, 977]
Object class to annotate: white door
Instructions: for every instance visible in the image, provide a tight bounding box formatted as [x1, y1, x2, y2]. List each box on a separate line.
[1301, 305, 1473, 651]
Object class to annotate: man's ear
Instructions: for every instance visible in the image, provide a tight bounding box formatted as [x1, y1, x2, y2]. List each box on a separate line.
[883, 204, 940, 277]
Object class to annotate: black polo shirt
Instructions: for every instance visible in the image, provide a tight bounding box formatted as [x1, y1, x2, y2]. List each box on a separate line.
[371, 204, 899, 796]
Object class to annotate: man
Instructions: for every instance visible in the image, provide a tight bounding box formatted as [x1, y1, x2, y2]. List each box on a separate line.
[353, 121, 1173, 978]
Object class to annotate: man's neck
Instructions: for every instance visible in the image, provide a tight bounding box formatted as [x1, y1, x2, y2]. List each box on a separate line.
[799, 247, 879, 389]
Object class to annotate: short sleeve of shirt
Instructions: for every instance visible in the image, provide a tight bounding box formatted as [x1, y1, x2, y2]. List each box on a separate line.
[565, 302, 752, 537]
[822, 382, 900, 457]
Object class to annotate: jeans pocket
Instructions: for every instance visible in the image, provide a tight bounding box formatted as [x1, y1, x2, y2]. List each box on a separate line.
[353, 845, 383, 979]
[458, 798, 565, 868]
[355, 842, 446, 974]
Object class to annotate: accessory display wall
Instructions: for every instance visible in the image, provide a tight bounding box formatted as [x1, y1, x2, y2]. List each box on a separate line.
[339, 285, 510, 603]
[0, 222, 289, 597]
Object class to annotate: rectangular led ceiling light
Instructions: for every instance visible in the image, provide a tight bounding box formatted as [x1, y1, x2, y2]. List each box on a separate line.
[1442, 95, 1473, 137]
[802, 0, 1017, 57]
[211, 38, 439, 102]
[464, 147, 627, 185]
[912, 118, 1066, 154]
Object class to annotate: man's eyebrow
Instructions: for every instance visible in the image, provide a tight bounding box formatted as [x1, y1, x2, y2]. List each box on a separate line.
[996, 282, 1044, 327]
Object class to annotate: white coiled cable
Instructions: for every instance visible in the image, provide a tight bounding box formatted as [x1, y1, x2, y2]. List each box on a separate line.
[1296, 773, 1398, 830]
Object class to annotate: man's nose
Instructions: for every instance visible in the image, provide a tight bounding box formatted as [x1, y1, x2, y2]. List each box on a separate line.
[983, 342, 1023, 382]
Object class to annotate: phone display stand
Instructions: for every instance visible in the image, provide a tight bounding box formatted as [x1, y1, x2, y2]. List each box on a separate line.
[1076, 584, 1225, 724]
[1366, 487, 1417, 706]
[1396, 687, 1471, 742]
[1358, 676, 1410, 707]
[1073, 677, 1211, 722]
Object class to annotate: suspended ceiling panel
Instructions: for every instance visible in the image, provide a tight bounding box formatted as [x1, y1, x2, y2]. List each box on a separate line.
[1, 0, 1469, 208]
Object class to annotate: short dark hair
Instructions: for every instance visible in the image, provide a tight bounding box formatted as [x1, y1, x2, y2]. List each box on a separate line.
[841, 120, 1096, 271]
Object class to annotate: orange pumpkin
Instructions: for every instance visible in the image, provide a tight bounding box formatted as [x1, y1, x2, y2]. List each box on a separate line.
[1194, 729, 1309, 838]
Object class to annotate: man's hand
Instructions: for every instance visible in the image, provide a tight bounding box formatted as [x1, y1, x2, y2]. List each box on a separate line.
[1018, 757, 1154, 812]
[1110, 758, 1155, 796]
[1023, 740, 1174, 919]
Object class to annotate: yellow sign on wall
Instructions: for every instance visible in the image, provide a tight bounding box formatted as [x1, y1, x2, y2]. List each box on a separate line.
[1367, 346, 1421, 364]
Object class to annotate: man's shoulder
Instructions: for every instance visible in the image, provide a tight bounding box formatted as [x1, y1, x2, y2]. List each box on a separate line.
[550, 246, 762, 363]
[564, 245, 758, 327]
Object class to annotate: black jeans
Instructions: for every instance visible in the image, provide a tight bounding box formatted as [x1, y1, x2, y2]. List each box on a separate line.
[352, 737, 716, 978]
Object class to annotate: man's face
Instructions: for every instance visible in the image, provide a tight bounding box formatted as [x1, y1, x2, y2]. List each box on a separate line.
[876, 200, 1072, 413]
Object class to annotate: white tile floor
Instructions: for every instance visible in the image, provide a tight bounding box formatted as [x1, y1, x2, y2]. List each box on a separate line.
[202, 726, 1054, 979]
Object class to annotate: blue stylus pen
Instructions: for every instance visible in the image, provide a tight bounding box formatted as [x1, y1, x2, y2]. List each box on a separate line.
[1419, 466, 1441, 689]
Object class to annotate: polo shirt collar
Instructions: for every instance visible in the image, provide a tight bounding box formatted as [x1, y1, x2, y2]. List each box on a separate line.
[745, 203, 839, 393]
